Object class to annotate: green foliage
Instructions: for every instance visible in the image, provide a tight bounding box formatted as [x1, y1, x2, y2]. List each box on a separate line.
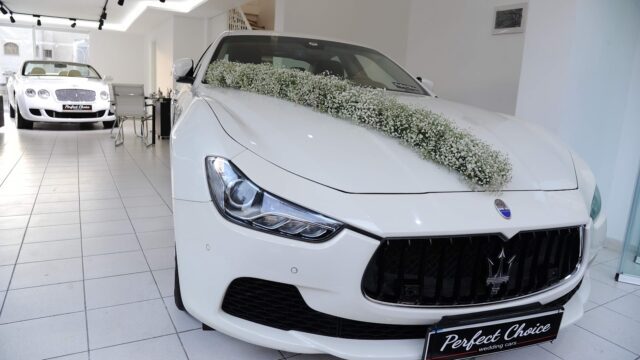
[205, 61, 512, 189]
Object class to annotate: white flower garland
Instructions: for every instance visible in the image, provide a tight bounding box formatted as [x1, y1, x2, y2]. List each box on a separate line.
[205, 61, 512, 189]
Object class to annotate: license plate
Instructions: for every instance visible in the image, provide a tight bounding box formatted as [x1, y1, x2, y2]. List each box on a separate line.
[424, 309, 563, 360]
[63, 104, 92, 111]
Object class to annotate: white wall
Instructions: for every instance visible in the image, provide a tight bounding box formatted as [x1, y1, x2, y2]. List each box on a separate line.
[146, 18, 174, 93]
[405, 0, 527, 114]
[173, 16, 207, 62]
[89, 30, 146, 85]
[207, 11, 229, 44]
[274, 0, 412, 65]
[515, 0, 640, 244]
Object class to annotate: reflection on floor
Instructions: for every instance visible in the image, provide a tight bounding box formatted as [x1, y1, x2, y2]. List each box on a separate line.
[0, 114, 639, 360]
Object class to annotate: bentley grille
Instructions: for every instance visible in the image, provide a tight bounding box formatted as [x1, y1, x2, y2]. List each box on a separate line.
[362, 226, 582, 306]
[55, 89, 96, 102]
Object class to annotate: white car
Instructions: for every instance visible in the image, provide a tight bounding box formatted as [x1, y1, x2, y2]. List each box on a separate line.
[171, 32, 606, 360]
[6, 60, 115, 129]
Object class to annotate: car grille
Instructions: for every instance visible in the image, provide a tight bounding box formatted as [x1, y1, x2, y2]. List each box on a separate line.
[221, 277, 581, 340]
[362, 226, 583, 307]
[45, 110, 105, 119]
[55, 89, 96, 102]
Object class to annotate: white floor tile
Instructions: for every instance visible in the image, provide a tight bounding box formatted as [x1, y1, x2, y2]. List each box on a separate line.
[604, 293, 640, 322]
[0, 312, 87, 360]
[85, 272, 160, 309]
[590, 264, 640, 293]
[51, 352, 89, 360]
[179, 330, 282, 360]
[36, 192, 79, 203]
[577, 306, 640, 354]
[0, 265, 12, 291]
[0, 245, 20, 266]
[588, 278, 630, 304]
[541, 324, 636, 360]
[0, 204, 32, 216]
[24, 224, 81, 243]
[138, 230, 175, 249]
[81, 219, 134, 238]
[80, 208, 129, 224]
[80, 198, 124, 211]
[132, 216, 174, 233]
[0, 228, 25, 246]
[39, 184, 79, 194]
[0, 281, 84, 323]
[153, 268, 175, 297]
[79, 190, 120, 201]
[87, 299, 175, 349]
[163, 296, 200, 332]
[90, 334, 187, 360]
[29, 212, 80, 228]
[82, 233, 140, 256]
[10, 258, 83, 289]
[123, 196, 166, 208]
[127, 205, 172, 219]
[83, 251, 149, 279]
[144, 247, 175, 270]
[0, 215, 30, 230]
[32, 201, 80, 214]
[18, 239, 81, 263]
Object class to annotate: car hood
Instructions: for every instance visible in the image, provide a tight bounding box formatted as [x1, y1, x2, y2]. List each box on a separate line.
[203, 87, 576, 193]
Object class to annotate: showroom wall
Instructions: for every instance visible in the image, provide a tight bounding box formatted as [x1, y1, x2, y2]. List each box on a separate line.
[516, 0, 640, 245]
[89, 30, 146, 86]
[274, 0, 412, 65]
[405, 0, 527, 114]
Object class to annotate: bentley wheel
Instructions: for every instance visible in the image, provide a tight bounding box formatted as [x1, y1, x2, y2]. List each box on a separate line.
[16, 106, 33, 130]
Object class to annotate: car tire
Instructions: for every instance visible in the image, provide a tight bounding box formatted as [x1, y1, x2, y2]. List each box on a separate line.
[174, 255, 186, 311]
[16, 106, 33, 130]
[9, 104, 15, 118]
[103, 120, 115, 129]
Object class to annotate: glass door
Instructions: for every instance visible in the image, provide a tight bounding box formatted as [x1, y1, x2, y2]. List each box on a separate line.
[617, 168, 640, 285]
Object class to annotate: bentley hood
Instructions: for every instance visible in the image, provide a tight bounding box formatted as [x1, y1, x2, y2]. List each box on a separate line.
[203, 88, 577, 193]
[17, 76, 109, 92]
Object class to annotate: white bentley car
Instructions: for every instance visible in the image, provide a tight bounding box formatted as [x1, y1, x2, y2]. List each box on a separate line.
[6, 61, 115, 129]
[171, 32, 606, 360]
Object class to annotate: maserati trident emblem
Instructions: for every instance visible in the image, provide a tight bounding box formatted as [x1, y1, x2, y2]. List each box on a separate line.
[486, 247, 516, 295]
[494, 199, 511, 219]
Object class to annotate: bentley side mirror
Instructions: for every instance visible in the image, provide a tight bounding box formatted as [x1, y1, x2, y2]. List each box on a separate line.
[174, 58, 195, 83]
[417, 76, 435, 93]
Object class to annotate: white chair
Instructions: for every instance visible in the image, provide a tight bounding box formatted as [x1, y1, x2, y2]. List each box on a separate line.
[112, 84, 153, 147]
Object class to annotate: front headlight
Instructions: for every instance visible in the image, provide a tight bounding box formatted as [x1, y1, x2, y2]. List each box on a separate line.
[100, 90, 109, 100]
[205, 157, 342, 242]
[590, 185, 602, 220]
[25, 88, 36, 97]
[38, 89, 50, 99]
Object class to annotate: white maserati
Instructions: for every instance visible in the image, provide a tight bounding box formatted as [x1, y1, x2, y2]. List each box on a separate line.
[6, 60, 115, 129]
[170, 32, 606, 360]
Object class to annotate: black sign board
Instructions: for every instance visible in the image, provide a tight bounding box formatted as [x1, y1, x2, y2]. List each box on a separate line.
[424, 309, 563, 360]
[63, 104, 92, 111]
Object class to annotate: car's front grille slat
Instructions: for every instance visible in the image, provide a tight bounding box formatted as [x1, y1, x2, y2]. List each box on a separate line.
[362, 226, 582, 307]
[55, 89, 96, 102]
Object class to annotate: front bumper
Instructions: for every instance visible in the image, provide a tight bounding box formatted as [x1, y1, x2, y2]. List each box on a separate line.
[173, 192, 602, 360]
[17, 96, 115, 123]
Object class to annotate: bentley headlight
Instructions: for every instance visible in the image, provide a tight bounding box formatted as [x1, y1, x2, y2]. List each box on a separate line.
[590, 185, 601, 220]
[100, 90, 109, 100]
[38, 89, 50, 99]
[25, 88, 36, 97]
[205, 157, 342, 241]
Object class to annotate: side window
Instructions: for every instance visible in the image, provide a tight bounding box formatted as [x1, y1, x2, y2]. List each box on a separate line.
[354, 54, 395, 87]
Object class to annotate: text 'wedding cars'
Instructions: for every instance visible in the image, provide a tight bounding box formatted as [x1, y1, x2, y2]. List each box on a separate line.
[169, 31, 606, 360]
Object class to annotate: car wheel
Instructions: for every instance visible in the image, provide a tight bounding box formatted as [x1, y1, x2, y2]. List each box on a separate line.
[9, 104, 15, 118]
[16, 106, 33, 130]
[174, 255, 186, 311]
[103, 120, 115, 129]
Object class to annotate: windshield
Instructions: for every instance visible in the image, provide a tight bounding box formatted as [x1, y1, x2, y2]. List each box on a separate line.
[209, 35, 428, 95]
[22, 62, 101, 79]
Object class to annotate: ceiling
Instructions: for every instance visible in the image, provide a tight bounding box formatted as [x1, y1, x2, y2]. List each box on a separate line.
[0, 0, 244, 32]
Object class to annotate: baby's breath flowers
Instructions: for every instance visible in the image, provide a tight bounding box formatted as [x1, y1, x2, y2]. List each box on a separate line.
[206, 61, 512, 190]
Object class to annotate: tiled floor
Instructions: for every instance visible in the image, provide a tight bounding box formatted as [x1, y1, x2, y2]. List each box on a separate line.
[0, 115, 639, 360]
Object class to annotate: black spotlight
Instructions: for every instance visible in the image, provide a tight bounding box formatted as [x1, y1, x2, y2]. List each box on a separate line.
[9, 14, 15, 23]
[98, 19, 104, 30]
[101, 12, 107, 20]
[117, 0, 124, 5]
[70, 18, 76, 28]
[37, 19, 41, 26]
[0, 6, 7, 15]
[159, 0, 165, 2]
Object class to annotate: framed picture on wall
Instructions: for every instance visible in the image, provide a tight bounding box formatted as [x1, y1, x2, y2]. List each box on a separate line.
[492, 3, 527, 35]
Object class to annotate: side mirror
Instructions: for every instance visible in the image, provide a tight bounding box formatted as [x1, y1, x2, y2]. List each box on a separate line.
[103, 75, 113, 82]
[173, 58, 194, 83]
[417, 76, 435, 93]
